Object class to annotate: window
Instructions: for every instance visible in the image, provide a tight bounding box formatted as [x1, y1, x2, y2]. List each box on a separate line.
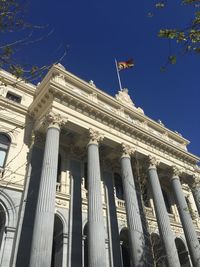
[0, 133, 11, 168]
[6, 91, 21, 103]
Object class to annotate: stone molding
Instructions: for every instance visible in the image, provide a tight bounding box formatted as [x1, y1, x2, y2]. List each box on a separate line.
[88, 128, 104, 145]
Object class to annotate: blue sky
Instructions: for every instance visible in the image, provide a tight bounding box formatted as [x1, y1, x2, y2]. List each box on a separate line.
[13, 1, 200, 157]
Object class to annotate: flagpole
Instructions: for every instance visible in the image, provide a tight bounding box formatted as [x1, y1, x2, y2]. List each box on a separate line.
[115, 58, 123, 91]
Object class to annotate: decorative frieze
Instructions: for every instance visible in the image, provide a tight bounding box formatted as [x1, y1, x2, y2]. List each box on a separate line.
[55, 199, 67, 207]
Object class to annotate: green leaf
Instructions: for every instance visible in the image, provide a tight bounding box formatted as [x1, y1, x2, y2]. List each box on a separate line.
[168, 55, 177, 64]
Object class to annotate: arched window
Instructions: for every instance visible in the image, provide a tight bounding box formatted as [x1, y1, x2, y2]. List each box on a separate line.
[175, 238, 191, 266]
[114, 173, 124, 200]
[0, 133, 11, 168]
[51, 215, 64, 267]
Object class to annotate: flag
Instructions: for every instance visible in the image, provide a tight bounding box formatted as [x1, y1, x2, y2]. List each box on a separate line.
[117, 59, 134, 71]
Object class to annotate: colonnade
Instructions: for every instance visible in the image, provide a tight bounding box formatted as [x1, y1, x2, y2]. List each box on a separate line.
[26, 114, 200, 267]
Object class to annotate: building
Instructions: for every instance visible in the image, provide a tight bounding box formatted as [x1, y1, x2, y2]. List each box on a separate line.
[0, 64, 200, 267]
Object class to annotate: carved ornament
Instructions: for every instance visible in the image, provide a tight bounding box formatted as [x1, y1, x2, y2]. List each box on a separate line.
[56, 199, 67, 207]
[148, 155, 160, 168]
[51, 72, 66, 86]
[121, 143, 135, 158]
[115, 88, 135, 107]
[88, 128, 104, 145]
[43, 112, 68, 129]
[171, 165, 182, 177]
[191, 174, 200, 189]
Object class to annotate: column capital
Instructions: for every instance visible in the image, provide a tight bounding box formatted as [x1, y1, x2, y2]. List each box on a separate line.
[148, 155, 160, 168]
[43, 112, 68, 129]
[88, 128, 104, 145]
[171, 165, 183, 178]
[121, 143, 136, 158]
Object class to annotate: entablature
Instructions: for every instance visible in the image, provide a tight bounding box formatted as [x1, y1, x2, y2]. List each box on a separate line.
[29, 64, 199, 168]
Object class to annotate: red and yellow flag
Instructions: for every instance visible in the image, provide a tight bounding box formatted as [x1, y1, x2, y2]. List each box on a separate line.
[117, 59, 134, 71]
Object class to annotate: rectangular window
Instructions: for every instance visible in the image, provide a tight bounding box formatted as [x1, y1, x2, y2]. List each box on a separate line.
[6, 91, 22, 103]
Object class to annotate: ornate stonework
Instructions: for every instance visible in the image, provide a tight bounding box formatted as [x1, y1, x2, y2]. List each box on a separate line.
[171, 165, 182, 177]
[148, 155, 160, 168]
[43, 112, 68, 129]
[191, 174, 200, 189]
[121, 143, 136, 158]
[88, 128, 104, 145]
[115, 88, 135, 108]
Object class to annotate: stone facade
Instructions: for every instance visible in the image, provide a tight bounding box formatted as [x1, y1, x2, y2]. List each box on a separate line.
[0, 65, 200, 267]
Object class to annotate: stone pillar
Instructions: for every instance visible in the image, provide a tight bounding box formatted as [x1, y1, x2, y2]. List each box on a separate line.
[191, 174, 200, 216]
[29, 113, 66, 267]
[120, 144, 145, 267]
[147, 156, 180, 267]
[87, 129, 107, 267]
[171, 166, 200, 267]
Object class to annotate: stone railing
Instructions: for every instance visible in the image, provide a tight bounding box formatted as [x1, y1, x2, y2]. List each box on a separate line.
[56, 182, 61, 192]
[115, 198, 125, 209]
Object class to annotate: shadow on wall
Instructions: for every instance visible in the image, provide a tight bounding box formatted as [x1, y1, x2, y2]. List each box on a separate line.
[69, 159, 83, 267]
[16, 145, 44, 267]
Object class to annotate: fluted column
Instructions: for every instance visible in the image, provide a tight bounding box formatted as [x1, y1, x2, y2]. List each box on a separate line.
[147, 156, 180, 267]
[120, 144, 146, 267]
[29, 113, 66, 267]
[191, 174, 200, 216]
[171, 166, 200, 267]
[87, 129, 107, 267]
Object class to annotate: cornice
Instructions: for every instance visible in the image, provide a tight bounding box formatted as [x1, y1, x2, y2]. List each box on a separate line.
[0, 97, 28, 115]
[28, 65, 199, 165]
[30, 80, 199, 166]
[34, 65, 189, 144]
[0, 69, 35, 95]
[49, 65, 189, 144]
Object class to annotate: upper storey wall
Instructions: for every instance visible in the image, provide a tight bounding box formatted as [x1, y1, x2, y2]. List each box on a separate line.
[0, 70, 35, 187]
